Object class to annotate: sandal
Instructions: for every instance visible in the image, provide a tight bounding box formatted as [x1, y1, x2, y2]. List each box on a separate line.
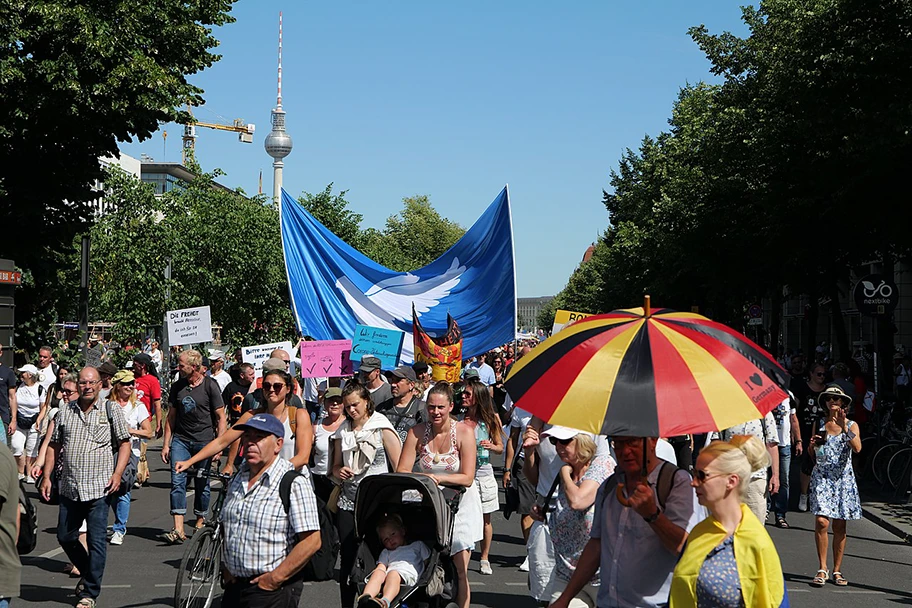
[76, 598, 96, 608]
[163, 528, 186, 545]
[811, 569, 828, 587]
[775, 517, 790, 529]
[832, 571, 848, 586]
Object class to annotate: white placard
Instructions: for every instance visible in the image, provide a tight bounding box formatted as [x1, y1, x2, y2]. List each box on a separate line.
[167, 306, 213, 346]
[242, 341, 294, 377]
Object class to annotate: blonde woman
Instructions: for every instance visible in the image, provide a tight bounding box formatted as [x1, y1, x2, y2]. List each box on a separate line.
[670, 436, 787, 608]
[108, 370, 153, 545]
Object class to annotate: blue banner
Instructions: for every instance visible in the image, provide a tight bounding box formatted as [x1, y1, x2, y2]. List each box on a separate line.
[280, 187, 516, 362]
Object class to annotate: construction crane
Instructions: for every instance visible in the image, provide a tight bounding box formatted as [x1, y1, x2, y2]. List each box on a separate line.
[181, 105, 255, 165]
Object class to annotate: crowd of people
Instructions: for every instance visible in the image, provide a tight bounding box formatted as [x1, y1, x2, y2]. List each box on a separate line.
[0, 336, 876, 608]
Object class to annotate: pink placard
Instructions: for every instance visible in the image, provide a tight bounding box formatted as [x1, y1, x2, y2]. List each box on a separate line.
[299, 340, 353, 378]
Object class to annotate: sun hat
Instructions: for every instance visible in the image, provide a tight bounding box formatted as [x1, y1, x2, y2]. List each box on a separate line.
[818, 383, 853, 406]
[111, 370, 135, 385]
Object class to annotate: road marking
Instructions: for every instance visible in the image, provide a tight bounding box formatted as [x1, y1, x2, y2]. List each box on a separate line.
[842, 590, 885, 594]
[37, 546, 66, 559]
[468, 582, 486, 586]
[504, 582, 527, 586]
[155, 584, 175, 588]
[102, 584, 133, 588]
[787, 588, 811, 593]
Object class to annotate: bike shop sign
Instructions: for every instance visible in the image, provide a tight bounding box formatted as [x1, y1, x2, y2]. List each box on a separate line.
[853, 274, 899, 316]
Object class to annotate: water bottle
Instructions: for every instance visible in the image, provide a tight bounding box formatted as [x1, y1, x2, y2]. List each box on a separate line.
[476, 422, 490, 467]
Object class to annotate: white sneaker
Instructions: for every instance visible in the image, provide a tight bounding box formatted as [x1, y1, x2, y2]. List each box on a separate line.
[798, 494, 808, 512]
[110, 532, 124, 546]
[480, 560, 493, 575]
[17, 473, 25, 481]
[519, 556, 530, 572]
[25, 476, 35, 484]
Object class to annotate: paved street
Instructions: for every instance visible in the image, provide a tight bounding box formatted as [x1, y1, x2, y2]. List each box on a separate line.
[16, 444, 912, 607]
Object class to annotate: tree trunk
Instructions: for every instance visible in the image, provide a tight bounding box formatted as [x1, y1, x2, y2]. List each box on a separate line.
[770, 286, 782, 358]
[827, 282, 850, 363]
[805, 290, 819, 362]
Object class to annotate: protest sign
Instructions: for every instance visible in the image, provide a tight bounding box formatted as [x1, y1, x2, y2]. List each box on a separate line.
[299, 340, 352, 378]
[242, 341, 294, 377]
[167, 306, 212, 346]
[551, 309, 592, 335]
[352, 324, 405, 370]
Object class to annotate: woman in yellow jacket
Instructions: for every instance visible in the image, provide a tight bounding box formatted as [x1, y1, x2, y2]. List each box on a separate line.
[670, 435, 789, 608]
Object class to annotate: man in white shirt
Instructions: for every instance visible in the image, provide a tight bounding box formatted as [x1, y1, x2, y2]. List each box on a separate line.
[207, 350, 232, 393]
[467, 356, 496, 386]
[35, 346, 58, 393]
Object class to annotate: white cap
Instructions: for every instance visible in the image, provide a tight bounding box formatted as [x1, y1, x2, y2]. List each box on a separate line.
[18, 364, 39, 375]
[542, 425, 595, 441]
[209, 350, 225, 361]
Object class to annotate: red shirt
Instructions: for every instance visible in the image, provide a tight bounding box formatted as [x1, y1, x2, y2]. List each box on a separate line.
[135, 374, 162, 415]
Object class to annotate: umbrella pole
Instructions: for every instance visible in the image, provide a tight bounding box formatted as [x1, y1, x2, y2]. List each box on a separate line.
[643, 294, 652, 318]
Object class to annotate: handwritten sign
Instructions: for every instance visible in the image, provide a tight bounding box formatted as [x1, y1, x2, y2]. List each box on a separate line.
[352, 324, 404, 371]
[167, 305, 212, 347]
[242, 341, 294, 378]
[299, 340, 352, 378]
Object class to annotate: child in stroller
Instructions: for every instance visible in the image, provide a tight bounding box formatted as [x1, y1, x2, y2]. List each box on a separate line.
[358, 514, 431, 608]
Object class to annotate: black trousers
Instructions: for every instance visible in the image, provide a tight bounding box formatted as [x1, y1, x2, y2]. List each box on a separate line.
[221, 579, 304, 608]
[337, 508, 358, 608]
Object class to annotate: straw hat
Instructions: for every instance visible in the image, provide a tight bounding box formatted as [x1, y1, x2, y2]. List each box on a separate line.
[818, 383, 853, 406]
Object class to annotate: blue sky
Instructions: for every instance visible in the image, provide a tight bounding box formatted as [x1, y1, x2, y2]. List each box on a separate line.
[121, 2, 750, 297]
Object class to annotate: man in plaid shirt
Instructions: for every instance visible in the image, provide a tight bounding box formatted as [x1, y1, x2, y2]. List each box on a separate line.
[40, 366, 132, 608]
[221, 413, 321, 608]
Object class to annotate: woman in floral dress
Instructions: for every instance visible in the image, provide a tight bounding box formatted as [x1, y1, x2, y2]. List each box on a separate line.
[808, 384, 862, 587]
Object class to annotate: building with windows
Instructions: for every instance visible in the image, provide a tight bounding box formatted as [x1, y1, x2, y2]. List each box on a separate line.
[517, 296, 554, 331]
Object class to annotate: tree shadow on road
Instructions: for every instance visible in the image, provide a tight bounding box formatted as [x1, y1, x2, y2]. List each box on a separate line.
[19, 583, 75, 606]
[785, 571, 912, 598]
[470, 590, 538, 608]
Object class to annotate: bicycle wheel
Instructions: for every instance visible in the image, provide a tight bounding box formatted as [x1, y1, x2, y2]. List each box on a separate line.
[872, 442, 903, 485]
[174, 526, 222, 608]
[856, 436, 880, 481]
[887, 447, 912, 490]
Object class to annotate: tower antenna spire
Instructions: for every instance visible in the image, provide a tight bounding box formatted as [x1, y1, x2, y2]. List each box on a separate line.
[277, 11, 283, 108]
[264, 11, 293, 207]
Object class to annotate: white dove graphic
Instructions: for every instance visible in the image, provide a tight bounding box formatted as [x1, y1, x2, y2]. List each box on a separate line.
[335, 258, 466, 361]
[336, 257, 465, 326]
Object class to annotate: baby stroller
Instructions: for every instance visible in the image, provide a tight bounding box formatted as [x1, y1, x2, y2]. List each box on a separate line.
[351, 473, 463, 608]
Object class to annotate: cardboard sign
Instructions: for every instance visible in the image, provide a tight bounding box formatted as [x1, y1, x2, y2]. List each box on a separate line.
[242, 341, 294, 377]
[352, 324, 405, 370]
[299, 340, 352, 378]
[167, 306, 212, 347]
[551, 309, 592, 335]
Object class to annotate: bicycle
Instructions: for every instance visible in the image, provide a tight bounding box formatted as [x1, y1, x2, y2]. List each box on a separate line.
[174, 469, 233, 608]
[887, 445, 912, 491]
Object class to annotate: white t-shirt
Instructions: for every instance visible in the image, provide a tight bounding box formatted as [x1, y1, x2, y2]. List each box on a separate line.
[210, 369, 232, 393]
[36, 365, 57, 393]
[772, 397, 793, 446]
[508, 402, 532, 460]
[117, 401, 150, 457]
[302, 376, 322, 403]
[312, 422, 337, 475]
[15, 384, 42, 418]
[379, 540, 431, 579]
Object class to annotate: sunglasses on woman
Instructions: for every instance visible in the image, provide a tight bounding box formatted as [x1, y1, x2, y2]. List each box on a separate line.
[693, 469, 725, 483]
[262, 382, 286, 393]
[548, 437, 573, 446]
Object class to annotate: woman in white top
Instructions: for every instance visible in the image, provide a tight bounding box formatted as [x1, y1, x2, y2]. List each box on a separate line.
[398, 382, 482, 608]
[332, 382, 401, 608]
[311, 386, 345, 503]
[12, 364, 47, 481]
[108, 370, 154, 545]
[175, 369, 313, 477]
[458, 379, 504, 575]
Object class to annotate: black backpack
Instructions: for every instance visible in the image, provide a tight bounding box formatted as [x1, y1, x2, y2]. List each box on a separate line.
[17, 480, 38, 554]
[279, 471, 340, 582]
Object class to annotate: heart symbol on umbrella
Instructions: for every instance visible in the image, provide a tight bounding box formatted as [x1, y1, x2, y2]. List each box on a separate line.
[749, 373, 763, 387]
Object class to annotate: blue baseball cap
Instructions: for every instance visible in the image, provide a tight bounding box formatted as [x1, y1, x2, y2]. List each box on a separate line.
[234, 413, 284, 438]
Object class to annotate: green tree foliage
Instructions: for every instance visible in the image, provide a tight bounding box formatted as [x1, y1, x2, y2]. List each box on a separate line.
[88, 168, 295, 347]
[297, 184, 364, 248]
[2, 0, 236, 356]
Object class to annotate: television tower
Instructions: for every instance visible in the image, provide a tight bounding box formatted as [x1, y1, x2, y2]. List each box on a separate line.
[264, 12, 293, 206]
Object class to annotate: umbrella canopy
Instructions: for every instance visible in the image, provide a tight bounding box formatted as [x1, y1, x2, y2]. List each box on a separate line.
[504, 300, 789, 437]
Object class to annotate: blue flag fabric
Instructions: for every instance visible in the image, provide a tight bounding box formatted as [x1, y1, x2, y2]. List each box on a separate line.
[280, 187, 516, 362]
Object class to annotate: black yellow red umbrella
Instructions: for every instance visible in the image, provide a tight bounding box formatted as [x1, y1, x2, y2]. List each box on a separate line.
[504, 297, 789, 437]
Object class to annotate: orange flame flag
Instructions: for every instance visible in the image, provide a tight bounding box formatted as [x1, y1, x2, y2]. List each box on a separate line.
[413, 305, 463, 383]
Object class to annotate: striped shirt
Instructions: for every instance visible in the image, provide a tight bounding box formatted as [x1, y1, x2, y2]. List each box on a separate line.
[221, 457, 320, 578]
[51, 399, 131, 502]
